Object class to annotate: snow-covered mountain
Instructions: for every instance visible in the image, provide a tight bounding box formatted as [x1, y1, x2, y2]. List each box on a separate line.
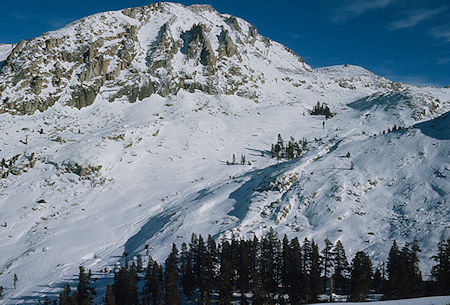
[0, 2, 448, 303]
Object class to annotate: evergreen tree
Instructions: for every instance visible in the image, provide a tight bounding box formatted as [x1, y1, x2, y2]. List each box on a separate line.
[113, 265, 129, 305]
[127, 263, 139, 305]
[261, 228, 280, 299]
[0, 286, 3, 301]
[206, 235, 218, 295]
[165, 243, 181, 305]
[302, 238, 313, 301]
[410, 238, 423, 296]
[181, 242, 194, 298]
[218, 241, 233, 305]
[281, 235, 291, 292]
[136, 254, 143, 273]
[310, 241, 321, 302]
[287, 237, 304, 304]
[431, 239, 450, 295]
[143, 257, 154, 303]
[386, 240, 400, 298]
[390, 241, 423, 298]
[76, 266, 95, 305]
[13, 274, 18, 289]
[196, 235, 210, 305]
[150, 262, 163, 305]
[321, 238, 333, 291]
[332, 240, 349, 293]
[237, 240, 250, 294]
[350, 251, 372, 301]
[248, 235, 260, 292]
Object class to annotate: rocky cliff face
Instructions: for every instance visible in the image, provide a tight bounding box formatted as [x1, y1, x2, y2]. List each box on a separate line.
[0, 3, 309, 115]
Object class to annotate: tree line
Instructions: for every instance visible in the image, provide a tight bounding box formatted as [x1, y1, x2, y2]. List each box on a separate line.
[30, 233, 449, 305]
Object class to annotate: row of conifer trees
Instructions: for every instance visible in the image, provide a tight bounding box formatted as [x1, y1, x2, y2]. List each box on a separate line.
[36, 232, 449, 305]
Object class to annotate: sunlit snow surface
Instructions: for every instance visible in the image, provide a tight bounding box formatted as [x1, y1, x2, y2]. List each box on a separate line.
[0, 4, 449, 304]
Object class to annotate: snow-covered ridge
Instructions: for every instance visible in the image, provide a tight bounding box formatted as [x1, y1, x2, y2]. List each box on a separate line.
[0, 44, 14, 62]
[0, 2, 449, 304]
[0, 2, 310, 115]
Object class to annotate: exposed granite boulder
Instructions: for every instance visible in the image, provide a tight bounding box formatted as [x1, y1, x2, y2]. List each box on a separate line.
[69, 82, 101, 109]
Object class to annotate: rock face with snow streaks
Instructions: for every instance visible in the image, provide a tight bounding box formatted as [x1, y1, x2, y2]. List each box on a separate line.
[0, 2, 309, 114]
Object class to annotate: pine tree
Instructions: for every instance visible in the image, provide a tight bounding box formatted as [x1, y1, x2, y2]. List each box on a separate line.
[113, 265, 129, 304]
[238, 240, 250, 294]
[310, 241, 321, 302]
[321, 238, 333, 291]
[196, 235, 210, 305]
[350, 251, 372, 301]
[287, 237, 304, 304]
[431, 239, 450, 295]
[386, 240, 400, 298]
[302, 238, 313, 301]
[143, 257, 153, 303]
[165, 243, 181, 305]
[249, 236, 266, 304]
[150, 262, 163, 305]
[281, 235, 290, 292]
[181, 242, 194, 298]
[410, 238, 423, 296]
[332, 240, 349, 293]
[76, 266, 95, 305]
[136, 254, 143, 273]
[218, 241, 233, 305]
[128, 263, 139, 305]
[206, 235, 218, 297]
[261, 228, 280, 298]
[13, 273, 18, 289]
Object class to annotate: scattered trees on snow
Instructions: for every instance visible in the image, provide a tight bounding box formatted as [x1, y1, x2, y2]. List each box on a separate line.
[310, 102, 334, 119]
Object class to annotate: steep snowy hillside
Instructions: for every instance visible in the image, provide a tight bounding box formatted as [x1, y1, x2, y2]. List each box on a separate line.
[0, 2, 449, 303]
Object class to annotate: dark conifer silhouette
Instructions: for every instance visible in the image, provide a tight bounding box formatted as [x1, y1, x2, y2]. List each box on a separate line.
[431, 239, 450, 295]
[350, 251, 372, 301]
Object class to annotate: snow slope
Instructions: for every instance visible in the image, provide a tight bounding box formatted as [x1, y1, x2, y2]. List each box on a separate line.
[312, 295, 450, 305]
[0, 3, 449, 303]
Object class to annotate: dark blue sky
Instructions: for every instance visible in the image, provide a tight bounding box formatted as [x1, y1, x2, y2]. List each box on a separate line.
[1, 0, 449, 86]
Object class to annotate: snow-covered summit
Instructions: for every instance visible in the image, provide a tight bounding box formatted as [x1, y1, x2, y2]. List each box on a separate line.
[0, 2, 309, 114]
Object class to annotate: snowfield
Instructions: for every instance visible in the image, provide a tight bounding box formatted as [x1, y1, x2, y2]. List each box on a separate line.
[312, 295, 450, 305]
[0, 3, 448, 303]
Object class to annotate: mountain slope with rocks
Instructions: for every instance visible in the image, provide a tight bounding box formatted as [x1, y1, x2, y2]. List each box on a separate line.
[0, 2, 448, 303]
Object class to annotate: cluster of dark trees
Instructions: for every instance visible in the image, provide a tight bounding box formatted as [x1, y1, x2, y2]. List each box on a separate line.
[226, 154, 250, 166]
[310, 102, 334, 119]
[34, 235, 449, 305]
[271, 134, 307, 160]
[378, 124, 405, 136]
